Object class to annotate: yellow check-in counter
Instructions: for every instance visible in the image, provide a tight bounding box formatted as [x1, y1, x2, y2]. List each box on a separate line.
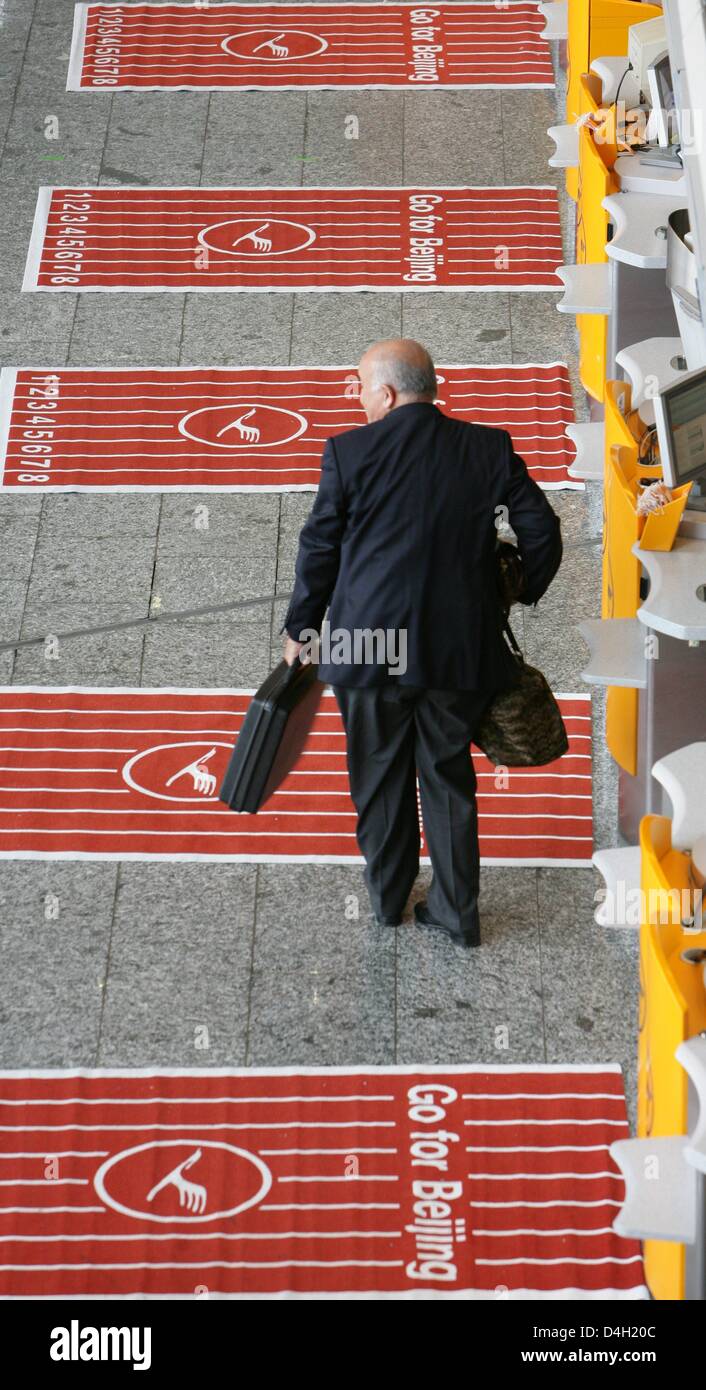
[566, 70, 619, 202]
[601, 382, 653, 775]
[600, 383, 693, 776]
[601, 387, 649, 624]
[576, 119, 619, 401]
[638, 815, 706, 1300]
[555, 0, 706, 1303]
[566, 0, 663, 140]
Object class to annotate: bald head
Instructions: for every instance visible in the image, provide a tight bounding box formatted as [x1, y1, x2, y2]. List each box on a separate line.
[357, 338, 437, 422]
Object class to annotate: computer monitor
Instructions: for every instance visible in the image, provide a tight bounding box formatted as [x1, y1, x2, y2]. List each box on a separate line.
[647, 50, 677, 149]
[654, 366, 706, 500]
[628, 14, 667, 104]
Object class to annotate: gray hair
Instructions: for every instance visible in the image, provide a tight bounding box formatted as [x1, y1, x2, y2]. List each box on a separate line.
[371, 350, 437, 398]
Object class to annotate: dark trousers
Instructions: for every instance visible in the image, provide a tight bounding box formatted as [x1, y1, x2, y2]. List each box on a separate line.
[334, 684, 493, 934]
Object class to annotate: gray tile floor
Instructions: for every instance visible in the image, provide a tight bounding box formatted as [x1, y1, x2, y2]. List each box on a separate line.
[0, 0, 638, 1129]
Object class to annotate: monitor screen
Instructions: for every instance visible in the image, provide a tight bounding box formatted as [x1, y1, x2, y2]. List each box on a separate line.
[654, 53, 674, 113]
[648, 52, 678, 148]
[658, 371, 706, 486]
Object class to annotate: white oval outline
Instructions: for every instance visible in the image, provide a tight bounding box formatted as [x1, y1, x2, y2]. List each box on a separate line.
[177, 402, 308, 451]
[221, 29, 329, 62]
[94, 1140, 272, 1225]
[197, 218, 316, 259]
[121, 741, 234, 804]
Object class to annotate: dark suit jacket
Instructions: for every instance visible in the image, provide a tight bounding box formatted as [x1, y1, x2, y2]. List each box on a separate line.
[281, 402, 562, 690]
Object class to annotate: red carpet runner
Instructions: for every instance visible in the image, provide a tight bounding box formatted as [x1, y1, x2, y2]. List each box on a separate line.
[0, 689, 592, 866]
[0, 363, 579, 493]
[23, 186, 564, 292]
[0, 1066, 645, 1299]
[68, 2, 555, 91]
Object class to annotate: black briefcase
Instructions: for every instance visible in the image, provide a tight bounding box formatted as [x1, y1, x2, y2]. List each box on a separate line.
[219, 658, 324, 813]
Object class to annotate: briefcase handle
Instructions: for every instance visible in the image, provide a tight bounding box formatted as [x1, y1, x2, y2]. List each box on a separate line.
[282, 655, 309, 687]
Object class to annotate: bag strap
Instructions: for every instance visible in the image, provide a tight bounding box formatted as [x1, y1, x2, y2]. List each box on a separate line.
[502, 616, 523, 661]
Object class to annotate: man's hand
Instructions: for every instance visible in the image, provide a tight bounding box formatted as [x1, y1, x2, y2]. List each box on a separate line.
[283, 636, 308, 667]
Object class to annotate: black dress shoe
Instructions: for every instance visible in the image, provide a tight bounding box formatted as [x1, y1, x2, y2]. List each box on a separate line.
[414, 902, 480, 949]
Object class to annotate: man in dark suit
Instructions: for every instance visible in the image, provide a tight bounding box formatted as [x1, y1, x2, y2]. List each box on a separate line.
[281, 339, 562, 947]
